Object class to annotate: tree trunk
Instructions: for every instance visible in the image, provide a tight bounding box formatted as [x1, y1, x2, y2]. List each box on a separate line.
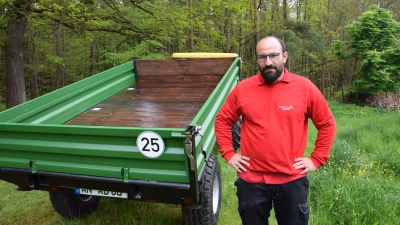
[252, 0, 261, 44]
[283, 0, 287, 20]
[304, 0, 308, 21]
[5, 1, 29, 109]
[90, 38, 97, 75]
[225, 9, 231, 53]
[189, 0, 194, 52]
[321, 58, 326, 97]
[255, 0, 260, 42]
[271, 0, 280, 22]
[28, 25, 36, 99]
[90, 0, 99, 75]
[56, 27, 62, 89]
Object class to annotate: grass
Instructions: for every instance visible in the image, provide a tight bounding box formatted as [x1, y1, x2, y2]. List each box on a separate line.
[1, 101, 400, 224]
[307, 101, 400, 225]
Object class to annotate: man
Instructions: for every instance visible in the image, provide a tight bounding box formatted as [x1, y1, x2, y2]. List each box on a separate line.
[214, 36, 336, 225]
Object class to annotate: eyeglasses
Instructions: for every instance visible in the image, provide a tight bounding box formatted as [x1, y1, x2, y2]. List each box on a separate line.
[256, 53, 282, 62]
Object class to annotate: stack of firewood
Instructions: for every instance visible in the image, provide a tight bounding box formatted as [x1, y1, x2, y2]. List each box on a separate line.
[365, 92, 400, 108]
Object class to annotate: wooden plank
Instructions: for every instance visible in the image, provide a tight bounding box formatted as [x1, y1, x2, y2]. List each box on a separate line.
[137, 74, 223, 84]
[137, 67, 230, 76]
[135, 58, 234, 76]
[135, 58, 234, 68]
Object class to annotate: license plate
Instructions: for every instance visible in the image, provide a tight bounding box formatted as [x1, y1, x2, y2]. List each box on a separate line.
[74, 188, 128, 199]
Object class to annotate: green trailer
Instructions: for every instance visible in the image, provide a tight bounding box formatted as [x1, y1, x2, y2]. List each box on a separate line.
[0, 53, 241, 224]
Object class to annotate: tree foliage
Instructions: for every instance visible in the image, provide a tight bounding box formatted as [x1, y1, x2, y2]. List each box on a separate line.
[334, 4, 400, 102]
[347, 5, 399, 54]
[1, 0, 400, 108]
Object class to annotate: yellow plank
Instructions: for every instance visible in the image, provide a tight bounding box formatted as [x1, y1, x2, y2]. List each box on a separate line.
[172, 52, 238, 58]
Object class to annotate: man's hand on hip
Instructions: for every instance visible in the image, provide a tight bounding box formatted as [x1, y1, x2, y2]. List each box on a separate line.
[293, 158, 316, 175]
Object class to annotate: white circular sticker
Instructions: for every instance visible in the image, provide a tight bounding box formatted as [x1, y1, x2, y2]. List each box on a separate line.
[136, 131, 165, 158]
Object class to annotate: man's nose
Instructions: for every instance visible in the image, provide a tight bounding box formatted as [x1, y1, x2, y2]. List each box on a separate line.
[264, 56, 273, 65]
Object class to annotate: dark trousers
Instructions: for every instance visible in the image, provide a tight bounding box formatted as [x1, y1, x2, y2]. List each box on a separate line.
[235, 176, 309, 225]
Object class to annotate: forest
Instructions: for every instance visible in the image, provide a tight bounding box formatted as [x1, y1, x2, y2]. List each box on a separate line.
[1, 0, 400, 110]
[1, 1, 400, 224]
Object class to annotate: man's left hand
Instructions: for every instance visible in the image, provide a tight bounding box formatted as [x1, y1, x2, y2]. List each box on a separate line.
[293, 158, 316, 175]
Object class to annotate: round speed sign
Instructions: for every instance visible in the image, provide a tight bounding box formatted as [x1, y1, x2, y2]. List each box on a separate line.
[136, 131, 165, 158]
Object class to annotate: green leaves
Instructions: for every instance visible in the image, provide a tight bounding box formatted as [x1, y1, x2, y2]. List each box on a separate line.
[335, 4, 400, 101]
[347, 5, 399, 54]
[101, 39, 169, 64]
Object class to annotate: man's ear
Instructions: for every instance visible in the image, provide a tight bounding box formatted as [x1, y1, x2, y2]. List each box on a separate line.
[283, 52, 288, 63]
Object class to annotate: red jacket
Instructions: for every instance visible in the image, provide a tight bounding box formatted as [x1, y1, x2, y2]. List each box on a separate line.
[215, 69, 336, 181]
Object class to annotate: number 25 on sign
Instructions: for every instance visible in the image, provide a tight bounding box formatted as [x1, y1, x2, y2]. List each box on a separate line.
[136, 131, 165, 158]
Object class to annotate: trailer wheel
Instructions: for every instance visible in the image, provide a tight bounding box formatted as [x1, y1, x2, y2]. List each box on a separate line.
[182, 154, 222, 225]
[231, 116, 242, 151]
[49, 192, 100, 219]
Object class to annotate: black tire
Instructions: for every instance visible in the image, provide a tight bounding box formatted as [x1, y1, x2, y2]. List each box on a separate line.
[232, 116, 242, 151]
[49, 192, 100, 219]
[182, 154, 222, 225]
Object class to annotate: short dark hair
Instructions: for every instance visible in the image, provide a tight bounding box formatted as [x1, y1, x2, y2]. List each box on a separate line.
[277, 38, 286, 53]
[255, 36, 287, 55]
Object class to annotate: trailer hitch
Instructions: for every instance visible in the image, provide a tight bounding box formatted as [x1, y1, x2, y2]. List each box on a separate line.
[185, 126, 202, 171]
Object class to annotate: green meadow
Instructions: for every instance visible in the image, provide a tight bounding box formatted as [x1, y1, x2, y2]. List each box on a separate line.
[1, 102, 399, 225]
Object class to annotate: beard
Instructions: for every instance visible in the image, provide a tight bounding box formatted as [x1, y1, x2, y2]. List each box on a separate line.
[260, 65, 283, 84]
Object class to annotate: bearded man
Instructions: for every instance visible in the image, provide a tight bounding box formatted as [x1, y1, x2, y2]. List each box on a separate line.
[214, 36, 336, 225]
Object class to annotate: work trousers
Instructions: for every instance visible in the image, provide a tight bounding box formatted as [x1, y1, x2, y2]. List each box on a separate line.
[235, 176, 309, 225]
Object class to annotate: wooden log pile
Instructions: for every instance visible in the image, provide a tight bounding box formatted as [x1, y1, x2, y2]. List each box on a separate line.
[365, 92, 400, 110]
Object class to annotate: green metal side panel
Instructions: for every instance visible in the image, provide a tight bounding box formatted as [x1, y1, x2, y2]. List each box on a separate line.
[190, 57, 241, 179]
[0, 61, 135, 124]
[0, 124, 189, 183]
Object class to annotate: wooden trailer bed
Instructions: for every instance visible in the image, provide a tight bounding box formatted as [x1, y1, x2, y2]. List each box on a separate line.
[65, 57, 236, 128]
